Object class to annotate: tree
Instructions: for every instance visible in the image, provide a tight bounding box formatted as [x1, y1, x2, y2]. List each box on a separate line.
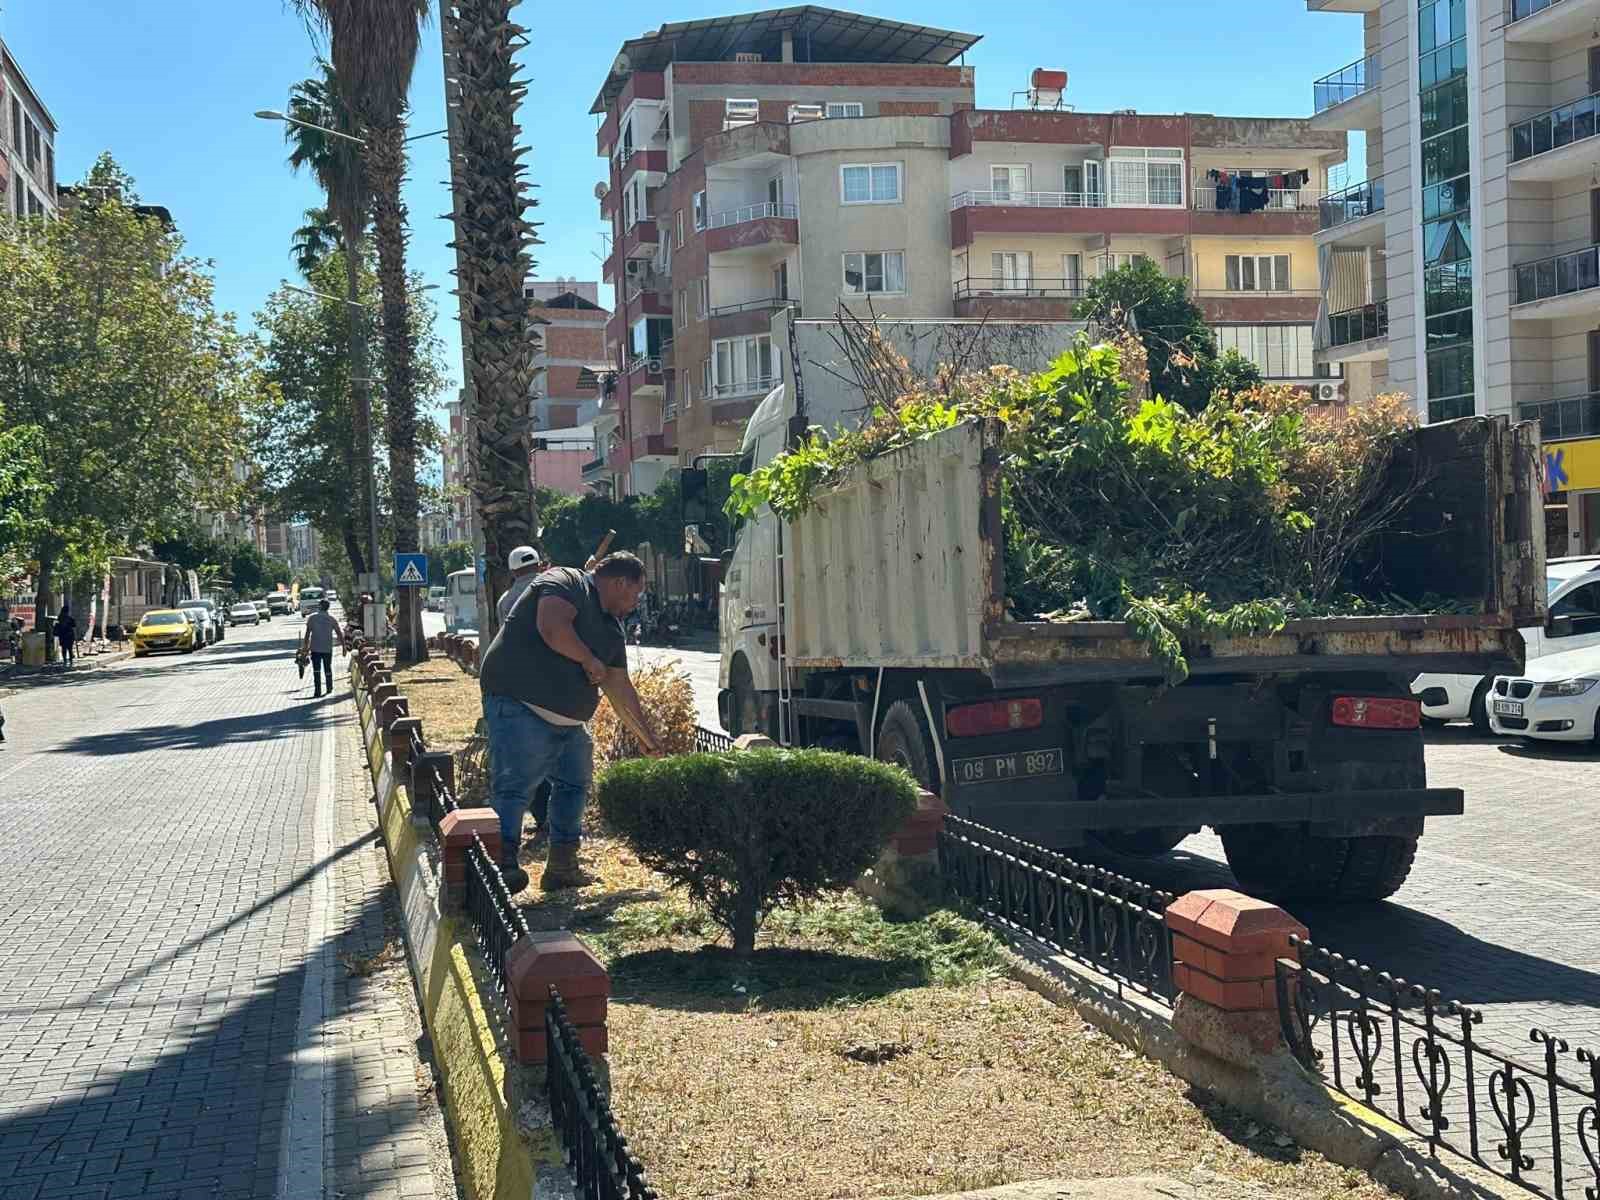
[1078, 260, 1260, 412]
[425, 539, 472, 584]
[289, 205, 341, 277]
[0, 155, 252, 646]
[295, 0, 434, 663]
[0, 401, 48, 586]
[442, 0, 541, 636]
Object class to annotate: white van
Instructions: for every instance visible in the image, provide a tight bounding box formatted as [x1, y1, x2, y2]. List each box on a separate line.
[297, 586, 325, 616]
[442, 568, 478, 632]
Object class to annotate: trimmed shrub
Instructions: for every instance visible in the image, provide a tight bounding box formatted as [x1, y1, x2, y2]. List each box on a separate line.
[594, 749, 918, 955]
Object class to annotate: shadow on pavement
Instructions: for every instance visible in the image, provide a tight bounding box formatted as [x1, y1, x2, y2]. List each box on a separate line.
[49, 693, 344, 756]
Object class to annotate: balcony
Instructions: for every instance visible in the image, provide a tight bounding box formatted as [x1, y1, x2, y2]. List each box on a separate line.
[952, 189, 1104, 210]
[1518, 392, 1600, 442]
[1191, 289, 1323, 323]
[949, 189, 1189, 244]
[623, 354, 666, 395]
[1190, 178, 1319, 235]
[581, 455, 609, 484]
[709, 296, 797, 337]
[711, 376, 778, 402]
[1509, 91, 1600, 182]
[631, 433, 674, 460]
[1324, 300, 1389, 361]
[612, 147, 667, 182]
[1318, 177, 1385, 230]
[953, 276, 1083, 320]
[704, 202, 799, 257]
[1506, 0, 1600, 44]
[1512, 244, 1600, 318]
[1311, 54, 1381, 131]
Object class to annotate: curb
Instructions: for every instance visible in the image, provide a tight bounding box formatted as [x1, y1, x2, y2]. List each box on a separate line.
[352, 665, 566, 1200]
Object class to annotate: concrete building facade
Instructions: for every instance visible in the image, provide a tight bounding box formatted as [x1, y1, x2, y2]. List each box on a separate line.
[593, 7, 1355, 472]
[439, 397, 473, 547]
[0, 36, 57, 221]
[524, 281, 610, 431]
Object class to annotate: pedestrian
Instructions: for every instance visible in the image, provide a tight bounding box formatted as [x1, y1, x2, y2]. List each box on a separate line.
[496, 545, 542, 625]
[299, 599, 345, 698]
[54, 604, 76, 666]
[478, 552, 664, 893]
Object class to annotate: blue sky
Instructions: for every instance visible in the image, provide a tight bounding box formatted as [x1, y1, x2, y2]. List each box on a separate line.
[1, 1, 1365, 424]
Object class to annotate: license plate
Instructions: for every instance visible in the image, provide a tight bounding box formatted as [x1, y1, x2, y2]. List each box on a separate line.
[951, 747, 1064, 786]
[1494, 699, 1523, 718]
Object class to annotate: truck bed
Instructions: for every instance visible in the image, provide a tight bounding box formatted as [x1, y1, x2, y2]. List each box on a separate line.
[785, 416, 1545, 684]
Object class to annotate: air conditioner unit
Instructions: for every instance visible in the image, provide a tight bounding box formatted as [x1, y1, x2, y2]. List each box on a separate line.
[624, 259, 646, 278]
[647, 358, 663, 373]
[1315, 381, 1346, 404]
[734, 52, 763, 63]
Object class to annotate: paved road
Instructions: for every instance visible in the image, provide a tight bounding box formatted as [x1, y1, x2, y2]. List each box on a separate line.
[0, 622, 451, 1200]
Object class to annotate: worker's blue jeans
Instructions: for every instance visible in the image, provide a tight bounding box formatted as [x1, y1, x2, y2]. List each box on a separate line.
[483, 693, 591, 853]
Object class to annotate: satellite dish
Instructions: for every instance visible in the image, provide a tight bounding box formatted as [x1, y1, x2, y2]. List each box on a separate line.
[594, 181, 609, 199]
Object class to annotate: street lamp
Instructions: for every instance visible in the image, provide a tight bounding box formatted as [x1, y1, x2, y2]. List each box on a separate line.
[254, 109, 446, 144]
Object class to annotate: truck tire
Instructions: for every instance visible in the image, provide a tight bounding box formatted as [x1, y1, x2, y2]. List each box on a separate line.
[1220, 824, 1418, 901]
[876, 699, 937, 792]
[728, 656, 764, 738]
[1469, 677, 1492, 734]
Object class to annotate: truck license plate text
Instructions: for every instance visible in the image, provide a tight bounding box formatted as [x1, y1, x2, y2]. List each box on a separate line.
[952, 748, 1064, 786]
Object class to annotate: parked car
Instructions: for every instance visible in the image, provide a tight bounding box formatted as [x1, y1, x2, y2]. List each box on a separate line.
[132, 609, 198, 656]
[178, 600, 219, 645]
[180, 608, 209, 650]
[1488, 641, 1600, 744]
[265, 591, 292, 615]
[425, 586, 445, 613]
[229, 602, 261, 626]
[1413, 555, 1600, 729]
[297, 586, 325, 616]
[254, 600, 272, 621]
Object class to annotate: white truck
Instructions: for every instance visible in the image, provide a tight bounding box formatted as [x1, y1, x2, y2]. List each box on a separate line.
[687, 379, 1546, 901]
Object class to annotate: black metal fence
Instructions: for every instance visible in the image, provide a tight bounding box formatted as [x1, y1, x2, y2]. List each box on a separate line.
[694, 726, 735, 753]
[546, 989, 659, 1200]
[1277, 936, 1600, 1200]
[463, 833, 530, 1003]
[409, 729, 459, 829]
[937, 814, 1176, 1005]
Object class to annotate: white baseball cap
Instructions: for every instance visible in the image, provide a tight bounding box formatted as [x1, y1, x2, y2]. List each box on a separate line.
[508, 545, 540, 570]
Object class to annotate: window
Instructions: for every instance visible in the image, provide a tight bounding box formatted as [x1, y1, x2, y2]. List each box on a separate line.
[788, 103, 823, 123]
[676, 288, 688, 327]
[768, 175, 784, 206]
[991, 251, 1031, 289]
[1101, 252, 1148, 274]
[711, 335, 774, 396]
[773, 261, 789, 300]
[724, 98, 758, 130]
[824, 101, 863, 118]
[692, 190, 705, 231]
[24, 118, 37, 171]
[840, 163, 901, 205]
[1225, 254, 1291, 292]
[843, 251, 906, 294]
[1062, 253, 1082, 293]
[675, 209, 684, 247]
[1550, 581, 1600, 636]
[8, 98, 18, 153]
[990, 165, 1028, 200]
[701, 357, 712, 400]
[1214, 324, 1316, 379]
[694, 278, 708, 320]
[1106, 146, 1184, 207]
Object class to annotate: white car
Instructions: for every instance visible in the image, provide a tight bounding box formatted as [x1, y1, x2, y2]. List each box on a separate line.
[1488, 642, 1600, 743]
[229, 602, 260, 625]
[1413, 555, 1600, 729]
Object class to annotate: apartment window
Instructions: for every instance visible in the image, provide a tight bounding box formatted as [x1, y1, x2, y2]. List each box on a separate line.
[1225, 254, 1291, 292]
[824, 101, 864, 118]
[9, 97, 19, 154]
[675, 288, 688, 328]
[840, 163, 901, 205]
[788, 103, 823, 123]
[1214, 324, 1316, 379]
[843, 250, 906, 294]
[1590, 47, 1600, 96]
[1107, 146, 1184, 208]
[724, 98, 759, 130]
[694, 278, 708, 320]
[24, 118, 37, 171]
[1062, 253, 1083, 293]
[692, 190, 705, 231]
[1101, 252, 1149, 275]
[26, 190, 41, 217]
[712, 334, 774, 396]
[768, 175, 785, 206]
[13, 174, 22, 219]
[990, 165, 1028, 200]
[773, 261, 789, 300]
[702, 356, 712, 400]
[43, 145, 52, 192]
[991, 251, 1031, 289]
[675, 209, 684, 248]
[622, 186, 633, 229]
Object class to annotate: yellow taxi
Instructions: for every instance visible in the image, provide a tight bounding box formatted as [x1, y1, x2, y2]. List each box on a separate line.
[132, 609, 198, 656]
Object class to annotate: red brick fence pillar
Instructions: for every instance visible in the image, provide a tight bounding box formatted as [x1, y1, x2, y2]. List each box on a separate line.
[506, 931, 609, 1065]
[437, 808, 501, 912]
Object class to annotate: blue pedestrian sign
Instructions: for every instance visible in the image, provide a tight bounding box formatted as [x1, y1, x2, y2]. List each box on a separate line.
[394, 553, 428, 588]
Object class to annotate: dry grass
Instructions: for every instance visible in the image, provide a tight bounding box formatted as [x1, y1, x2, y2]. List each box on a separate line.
[592, 660, 699, 767]
[391, 655, 484, 753]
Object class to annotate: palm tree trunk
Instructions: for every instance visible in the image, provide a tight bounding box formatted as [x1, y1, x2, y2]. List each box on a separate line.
[344, 245, 379, 599]
[366, 120, 427, 663]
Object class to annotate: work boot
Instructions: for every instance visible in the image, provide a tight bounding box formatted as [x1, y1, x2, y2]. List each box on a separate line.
[540, 842, 594, 892]
[498, 848, 530, 895]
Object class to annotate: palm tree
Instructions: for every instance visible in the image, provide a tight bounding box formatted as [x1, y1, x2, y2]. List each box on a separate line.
[296, 0, 432, 663]
[441, 0, 539, 627]
[289, 205, 340, 277]
[281, 61, 379, 588]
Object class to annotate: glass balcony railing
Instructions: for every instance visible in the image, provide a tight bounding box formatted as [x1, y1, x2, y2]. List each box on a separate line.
[1514, 244, 1600, 304]
[1327, 300, 1388, 347]
[1511, 90, 1600, 163]
[1518, 392, 1600, 441]
[1319, 178, 1385, 230]
[1314, 53, 1381, 114]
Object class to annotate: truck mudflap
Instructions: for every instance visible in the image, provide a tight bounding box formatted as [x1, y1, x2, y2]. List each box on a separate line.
[994, 787, 1463, 831]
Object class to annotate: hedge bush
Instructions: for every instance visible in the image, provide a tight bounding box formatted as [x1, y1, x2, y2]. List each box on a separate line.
[594, 749, 918, 955]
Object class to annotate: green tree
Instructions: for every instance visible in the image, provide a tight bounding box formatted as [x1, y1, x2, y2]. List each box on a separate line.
[0, 401, 48, 586]
[0, 155, 253, 645]
[289, 204, 342, 277]
[1078, 259, 1261, 412]
[425, 539, 473, 584]
[294, 0, 434, 663]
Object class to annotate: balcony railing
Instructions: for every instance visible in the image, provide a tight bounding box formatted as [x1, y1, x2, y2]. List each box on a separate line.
[581, 456, 607, 476]
[1518, 392, 1600, 441]
[705, 201, 796, 229]
[708, 296, 797, 318]
[954, 276, 1085, 300]
[950, 189, 1105, 210]
[1313, 53, 1381, 113]
[624, 353, 665, 376]
[1192, 183, 1306, 212]
[1327, 300, 1389, 346]
[1318, 178, 1385, 230]
[711, 375, 777, 400]
[1512, 0, 1568, 20]
[1515, 243, 1600, 304]
[1511, 89, 1600, 163]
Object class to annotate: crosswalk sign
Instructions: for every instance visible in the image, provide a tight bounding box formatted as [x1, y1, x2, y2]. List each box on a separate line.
[395, 553, 428, 588]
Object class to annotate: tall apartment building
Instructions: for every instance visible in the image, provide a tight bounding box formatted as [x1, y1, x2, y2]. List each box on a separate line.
[1306, 0, 1600, 554]
[524, 279, 610, 431]
[0, 37, 57, 220]
[440, 396, 474, 546]
[593, 7, 1351, 473]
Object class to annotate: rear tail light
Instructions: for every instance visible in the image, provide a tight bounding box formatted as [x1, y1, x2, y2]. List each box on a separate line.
[945, 697, 1043, 738]
[1331, 696, 1420, 730]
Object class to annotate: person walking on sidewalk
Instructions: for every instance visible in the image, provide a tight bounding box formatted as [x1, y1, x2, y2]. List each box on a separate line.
[300, 599, 345, 697]
[54, 604, 76, 666]
[478, 552, 664, 893]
